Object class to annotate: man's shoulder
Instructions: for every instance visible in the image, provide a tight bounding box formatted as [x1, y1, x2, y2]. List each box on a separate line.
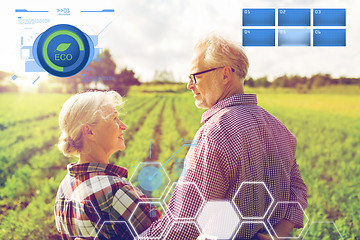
[205, 104, 263, 135]
[203, 104, 291, 143]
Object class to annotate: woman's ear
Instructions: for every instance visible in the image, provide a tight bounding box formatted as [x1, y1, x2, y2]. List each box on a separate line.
[82, 124, 95, 141]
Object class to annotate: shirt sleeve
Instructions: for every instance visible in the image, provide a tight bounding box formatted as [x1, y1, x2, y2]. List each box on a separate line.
[283, 160, 308, 228]
[185, 135, 231, 198]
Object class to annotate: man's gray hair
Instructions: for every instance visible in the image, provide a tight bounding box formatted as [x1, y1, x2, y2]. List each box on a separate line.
[193, 32, 249, 82]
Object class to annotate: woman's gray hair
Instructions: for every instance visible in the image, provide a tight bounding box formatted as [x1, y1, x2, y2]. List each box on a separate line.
[58, 90, 123, 158]
[193, 32, 249, 82]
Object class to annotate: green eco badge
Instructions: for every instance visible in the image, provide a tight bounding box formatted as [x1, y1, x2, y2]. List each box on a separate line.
[33, 24, 94, 77]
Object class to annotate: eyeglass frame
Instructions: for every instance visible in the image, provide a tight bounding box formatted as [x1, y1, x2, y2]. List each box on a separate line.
[188, 66, 235, 84]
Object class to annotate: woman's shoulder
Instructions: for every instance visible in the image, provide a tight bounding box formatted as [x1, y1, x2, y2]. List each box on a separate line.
[56, 171, 131, 201]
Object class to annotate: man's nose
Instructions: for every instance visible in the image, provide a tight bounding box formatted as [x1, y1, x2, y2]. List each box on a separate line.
[187, 79, 194, 90]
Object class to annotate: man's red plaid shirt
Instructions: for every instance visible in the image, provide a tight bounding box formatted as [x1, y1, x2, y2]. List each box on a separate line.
[140, 94, 308, 239]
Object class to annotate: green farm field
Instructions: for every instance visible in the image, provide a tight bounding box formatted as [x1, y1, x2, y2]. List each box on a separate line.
[0, 86, 359, 239]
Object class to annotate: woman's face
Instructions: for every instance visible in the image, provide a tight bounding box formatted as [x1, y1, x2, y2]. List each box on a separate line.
[92, 104, 127, 156]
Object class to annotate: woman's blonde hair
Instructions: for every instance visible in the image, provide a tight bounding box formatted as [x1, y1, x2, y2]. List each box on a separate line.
[58, 90, 123, 158]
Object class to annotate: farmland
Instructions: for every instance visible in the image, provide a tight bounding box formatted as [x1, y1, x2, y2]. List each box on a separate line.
[0, 86, 359, 239]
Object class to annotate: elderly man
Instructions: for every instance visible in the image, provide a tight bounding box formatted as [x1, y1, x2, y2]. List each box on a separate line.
[139, 33, 308, 240]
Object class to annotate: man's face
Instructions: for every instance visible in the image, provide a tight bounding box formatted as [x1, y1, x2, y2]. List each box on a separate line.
[187, 50, 223, 109]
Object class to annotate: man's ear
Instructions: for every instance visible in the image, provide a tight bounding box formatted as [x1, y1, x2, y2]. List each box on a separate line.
[82, 124, 95, 141]
[222, 66, 233, 84]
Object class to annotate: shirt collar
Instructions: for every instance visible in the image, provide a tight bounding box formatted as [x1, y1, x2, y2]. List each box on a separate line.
[201, 94, 258, 123]
[67, 162, 128, 179]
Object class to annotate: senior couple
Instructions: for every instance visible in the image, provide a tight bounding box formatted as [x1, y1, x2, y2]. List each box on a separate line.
[55, 33, 307, 240]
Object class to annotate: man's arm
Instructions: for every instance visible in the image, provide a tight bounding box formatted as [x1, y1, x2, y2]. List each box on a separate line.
[273, 219, 296, 236]
[139, 136, 230, 239]
[257, 159, 307, 240]
[284, 160, 308, 228]
[257, 219, 295, 240]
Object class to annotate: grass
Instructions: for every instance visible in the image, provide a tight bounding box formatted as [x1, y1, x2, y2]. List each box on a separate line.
[0, 85, 359, 239]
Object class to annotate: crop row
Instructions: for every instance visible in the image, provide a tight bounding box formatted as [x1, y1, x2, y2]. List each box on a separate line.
[0, 92, 358, 239]
[155, 94, 205, 183]
[0, 116, 58, 150]
[0, 166, 66, 240]
[110, 96, 161, 163]
[0, 94, 69, 130]
[156, 97, 183, 182]
[116, 97, 166, 172]
[0, 125, 58, 188]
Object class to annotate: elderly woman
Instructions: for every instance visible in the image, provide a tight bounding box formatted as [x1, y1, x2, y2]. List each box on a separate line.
[54, 91, 160, 240]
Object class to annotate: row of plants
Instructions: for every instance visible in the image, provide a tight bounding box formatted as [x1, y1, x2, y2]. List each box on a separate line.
[0, 94, 69, 130]
[0, 91, 358, 239]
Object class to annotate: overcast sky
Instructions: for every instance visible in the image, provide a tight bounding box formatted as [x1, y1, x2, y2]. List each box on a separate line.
[0, 0, 359, 86]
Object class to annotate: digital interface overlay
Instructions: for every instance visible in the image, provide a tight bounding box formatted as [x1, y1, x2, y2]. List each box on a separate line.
[0, 1, 357, 239]
[15, 5, 116, 82]
[242, 8, 346, 47]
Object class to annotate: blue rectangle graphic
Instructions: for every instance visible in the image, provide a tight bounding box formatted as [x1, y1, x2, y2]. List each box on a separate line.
[21, 46, 33, 59]
[243, 9, 275, 26]
[313, 9, 346, 26]
[278, 9, 310, 26]
[278, 29, 310, 46]
[15, 9, 49, 12]
[313, 29, 346, 46]
[81, 9, 114, 13]
[243, 29, 275, 47]
[89, 35, 98, 46]
[92, 48, 102, 61]
[25, 61, 45, 72]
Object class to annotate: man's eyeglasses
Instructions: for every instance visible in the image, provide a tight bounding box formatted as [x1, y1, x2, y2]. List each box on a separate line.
[188, 66, 235, 84]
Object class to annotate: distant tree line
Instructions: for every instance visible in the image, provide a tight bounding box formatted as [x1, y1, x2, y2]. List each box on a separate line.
[245, 74, 360, 91]
[1, 53, 360, 94]
[38, 49, 140, 96]
[0, 71, 18, 92]
[152, 70, 176, 84]
[0, 50, 141, 95]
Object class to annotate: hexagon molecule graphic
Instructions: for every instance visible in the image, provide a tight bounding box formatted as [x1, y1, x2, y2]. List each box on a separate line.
[164, 221, 201, 240]
[55, 199, 101, 238]
[163, 181, 205, 220]
[130, 162, 170, 199]
[197, 201, 241, 240]
[232, 181, 274, 219]
[129, 201, 168, 239]
[233, 221, 274, 240]
[303, 221, 344, 240]
[267, 201, 309, 239]
[163, 181, 178, 208]
[95, 221, 135, 239]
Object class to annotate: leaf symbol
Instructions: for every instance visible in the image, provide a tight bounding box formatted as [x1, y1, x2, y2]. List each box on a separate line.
[54, 43, 71, 52]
